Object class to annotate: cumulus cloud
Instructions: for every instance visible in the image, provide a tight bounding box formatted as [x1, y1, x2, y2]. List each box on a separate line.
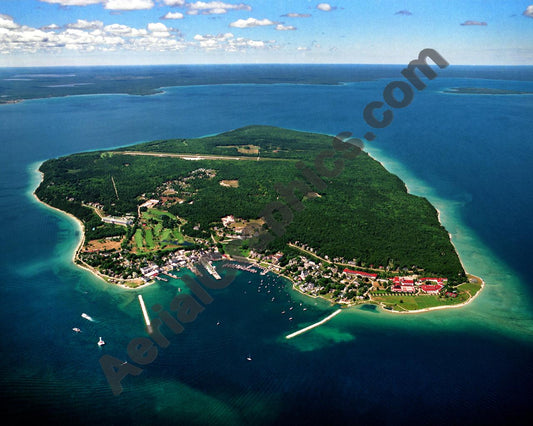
[0, 14, 19, 30]
[0, 15, 188, 54]
[39, 0, 154, 7]
[39, 0, 102, 5]
[66, 19, 104, 30]
[523, 5, 533, 18]
[161, 12, 184, 19]
[104, 23, 147, 37]
[316, 3, 334, 12]
[105, 0, 154, 10]
[147, 22, 172, 37]
[191, 32, 274, 51]
[395, 10, 412, 16]
[229, 17, 275, 28]
[187, 1, 251, 15]
[275, 24, 296, 31]
[281, 13, 311, 18]
[160, 0, 185, 5]
[460, 20, 487, 26]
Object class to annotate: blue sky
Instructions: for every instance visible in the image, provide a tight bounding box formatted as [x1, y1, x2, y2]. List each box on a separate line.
[0, 0, 532, 66]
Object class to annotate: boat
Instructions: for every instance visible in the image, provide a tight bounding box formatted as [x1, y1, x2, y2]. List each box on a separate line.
[97, 337, 105, 346]
[81, 313, 93, 321]
[246, 354, 252, 361]
[72, 327, 81, 333]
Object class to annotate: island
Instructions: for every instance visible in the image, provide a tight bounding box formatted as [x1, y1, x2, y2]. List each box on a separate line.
[443, 87, 533, 95]
[34, 125, 483, 313]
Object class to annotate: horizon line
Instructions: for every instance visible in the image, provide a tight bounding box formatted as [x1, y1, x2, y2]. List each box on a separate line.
[2, 63, 533, 69]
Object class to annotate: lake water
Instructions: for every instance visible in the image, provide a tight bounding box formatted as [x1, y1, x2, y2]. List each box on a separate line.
[0, 65, 532, 425]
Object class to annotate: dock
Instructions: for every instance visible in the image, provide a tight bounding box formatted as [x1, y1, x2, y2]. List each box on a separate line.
[138, 295, 151, 327]
[285, 309, 342, 339]
[163, 272, 178, 279]
[201, 259, 221, 280]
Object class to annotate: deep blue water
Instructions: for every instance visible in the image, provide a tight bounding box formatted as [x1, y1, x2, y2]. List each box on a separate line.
[1, 65, 532, 425]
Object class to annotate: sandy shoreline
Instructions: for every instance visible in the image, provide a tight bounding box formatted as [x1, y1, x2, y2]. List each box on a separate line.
[32, 165, 151, 290]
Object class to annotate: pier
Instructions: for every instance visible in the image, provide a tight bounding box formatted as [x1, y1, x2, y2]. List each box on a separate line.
[222, 262, 259, 273]
[285, 309, 342, 339]
[138, 295, 151, 327]
[201, 259, 221, 280]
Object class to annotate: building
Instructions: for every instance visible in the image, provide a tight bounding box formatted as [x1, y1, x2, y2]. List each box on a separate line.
[343, 269, 378, 279]
[419, 277, 447, 284]
[102, 216, 134, 226]
[420, 284, 444, 294]
[221, 215, 235, 227]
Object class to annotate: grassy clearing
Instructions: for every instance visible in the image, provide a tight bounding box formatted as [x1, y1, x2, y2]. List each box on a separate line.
[371, 291, 471, 311]
[134, 229, 144, 249]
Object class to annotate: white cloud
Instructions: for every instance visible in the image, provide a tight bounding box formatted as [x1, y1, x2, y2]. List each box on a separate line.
[39, 0, 102, 5]
[161, 12, 184, 19]
[0, 15, 189, 55]
[104, 24, 147, 37]
[230, 18, 275, 28]
[316, 3, 333, 12]
[66, 19, 104, 30]
[188, 2, 251, 15]
[105, 0, 154, 10]
[160, 0, 185, 5]
[147, 22, 171, 37]
[0, 14, 19, 30]
[523, 5, 533, 18]
[191, 31, 274, 52]
[275, 24, 296, 31]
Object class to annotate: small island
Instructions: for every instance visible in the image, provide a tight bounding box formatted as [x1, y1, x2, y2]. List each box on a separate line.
[34, 126, 482, 313]
[443, 87, 533, 95]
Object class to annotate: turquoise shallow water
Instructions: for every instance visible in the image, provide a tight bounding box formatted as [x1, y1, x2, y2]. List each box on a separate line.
[1, 66, 532, 424]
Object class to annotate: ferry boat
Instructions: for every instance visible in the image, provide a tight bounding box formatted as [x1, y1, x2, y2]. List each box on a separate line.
[97, 337, 105, 346]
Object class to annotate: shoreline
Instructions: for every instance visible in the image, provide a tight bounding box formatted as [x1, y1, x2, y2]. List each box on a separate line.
[32, 157, 484, 312]
[31, 164, 152, 291]
[376, 274, 485, 315]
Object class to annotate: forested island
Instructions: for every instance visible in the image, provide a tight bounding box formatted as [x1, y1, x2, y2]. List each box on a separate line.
[35, 126, 482, 312]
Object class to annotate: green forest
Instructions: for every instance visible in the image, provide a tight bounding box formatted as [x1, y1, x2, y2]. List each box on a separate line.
[35, 125, 465, 281]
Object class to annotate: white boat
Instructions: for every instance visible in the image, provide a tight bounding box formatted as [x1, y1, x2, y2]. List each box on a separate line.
[246, 354, 252, 361]
[81, 313, 93, 321]
[72, 327, 81, 333]
[97, 337, 105, 346]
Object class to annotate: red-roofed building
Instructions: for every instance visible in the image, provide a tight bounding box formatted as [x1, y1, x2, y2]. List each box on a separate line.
[343, 269, 377, 279]
[419, 277, 447, 284]
[420, 284, 444, 294]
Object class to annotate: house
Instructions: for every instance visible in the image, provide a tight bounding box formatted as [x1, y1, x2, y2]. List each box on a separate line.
[221, 215, 235, 227]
